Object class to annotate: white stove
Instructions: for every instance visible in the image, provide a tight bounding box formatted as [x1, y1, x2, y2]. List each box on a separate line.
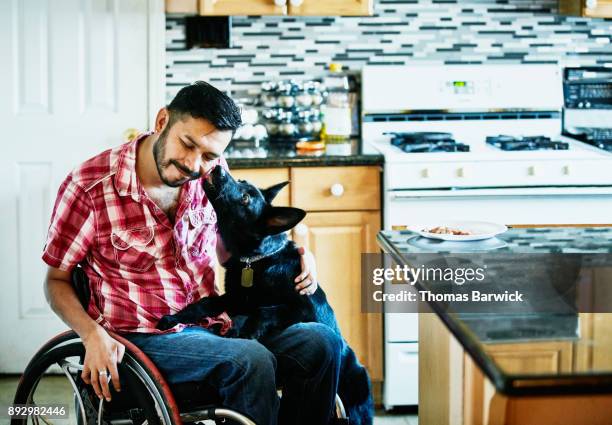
[362, 65, 612, 409]
[362, 65, 612, 227]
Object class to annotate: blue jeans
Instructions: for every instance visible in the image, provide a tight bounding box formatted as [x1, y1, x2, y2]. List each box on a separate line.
[123, 322, 343, 425]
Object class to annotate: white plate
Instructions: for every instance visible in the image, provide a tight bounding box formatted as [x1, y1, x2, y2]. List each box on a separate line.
[407, 221, 508, 241]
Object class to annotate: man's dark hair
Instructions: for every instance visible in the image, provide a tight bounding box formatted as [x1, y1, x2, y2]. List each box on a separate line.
[167, 81, 242, 132]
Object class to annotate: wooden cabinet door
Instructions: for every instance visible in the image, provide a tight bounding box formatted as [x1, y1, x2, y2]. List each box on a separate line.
[292, 210, 382, 380]
[289, 0, 373, 16]
[585, 0, 612, 17]
[165, 0, 198, 13]
[485, 341, 573, 374]
[199, 0, 286, 15]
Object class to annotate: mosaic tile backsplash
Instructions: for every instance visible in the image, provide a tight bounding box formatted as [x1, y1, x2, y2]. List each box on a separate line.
[165, 0, 612, 100]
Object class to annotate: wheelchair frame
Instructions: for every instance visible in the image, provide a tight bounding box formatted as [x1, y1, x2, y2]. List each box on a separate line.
[13, 330, 348, 424]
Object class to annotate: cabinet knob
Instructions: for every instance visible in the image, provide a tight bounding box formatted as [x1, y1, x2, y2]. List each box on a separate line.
[527, 166, 536, 176]
[421, 168, 430, 178]
[330, 183, 345, 197]
[563, 165, 571, 176]
[295, 223, 308, 236]
[274, 0, 287, 6]
[457, 167, 466, 178]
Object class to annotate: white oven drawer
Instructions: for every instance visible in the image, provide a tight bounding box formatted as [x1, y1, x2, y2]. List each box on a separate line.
[384, 342, 419, 408]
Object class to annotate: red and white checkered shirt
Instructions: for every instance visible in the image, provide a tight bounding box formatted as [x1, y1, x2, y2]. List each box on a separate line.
[42, 133, 231, 334]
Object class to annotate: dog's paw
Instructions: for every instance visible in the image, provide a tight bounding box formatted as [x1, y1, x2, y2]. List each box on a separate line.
[156, 315, 180, 331]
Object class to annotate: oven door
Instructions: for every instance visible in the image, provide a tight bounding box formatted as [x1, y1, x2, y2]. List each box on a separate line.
[386, 186, 612, 227]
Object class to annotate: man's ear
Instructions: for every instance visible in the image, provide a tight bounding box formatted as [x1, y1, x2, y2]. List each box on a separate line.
[262, 181, 289, 204]
[155, 107, 170, 133]
[263, 207, 306, 235]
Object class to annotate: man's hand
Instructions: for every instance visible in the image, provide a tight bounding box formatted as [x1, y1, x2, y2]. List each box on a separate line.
[81, 326, 125, 402]
[295, 246, 318, 296]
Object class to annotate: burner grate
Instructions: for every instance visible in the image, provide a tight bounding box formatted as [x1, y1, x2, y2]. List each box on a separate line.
[385, 132, 470, 153]
[486, 135, 569, 151]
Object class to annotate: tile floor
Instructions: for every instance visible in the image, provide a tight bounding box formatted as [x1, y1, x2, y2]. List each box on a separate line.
[0, 375, 417, 424]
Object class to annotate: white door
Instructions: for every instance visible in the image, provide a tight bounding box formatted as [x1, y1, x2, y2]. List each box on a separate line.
[0, 0, 164, 373]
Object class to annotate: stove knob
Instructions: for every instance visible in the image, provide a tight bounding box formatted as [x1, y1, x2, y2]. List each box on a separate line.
[457, 167, 466, 178]
[563, 165, 571, 176]
[330, 183, 345, 197]
[527, 166, 536, 176]
[421, 168, 430, 178]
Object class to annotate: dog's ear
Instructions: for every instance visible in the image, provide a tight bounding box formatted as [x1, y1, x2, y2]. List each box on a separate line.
[262, 207, 306, 235]
[262, 181, 289, 204]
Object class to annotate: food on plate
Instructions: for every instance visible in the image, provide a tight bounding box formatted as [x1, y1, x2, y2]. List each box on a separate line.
[424, 226, 473, 236]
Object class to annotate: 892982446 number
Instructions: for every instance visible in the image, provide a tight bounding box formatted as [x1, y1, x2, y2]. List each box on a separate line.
[2, 404, 69, 419]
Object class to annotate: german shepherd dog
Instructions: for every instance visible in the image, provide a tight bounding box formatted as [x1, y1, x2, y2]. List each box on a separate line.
[157, 165, 373, 425]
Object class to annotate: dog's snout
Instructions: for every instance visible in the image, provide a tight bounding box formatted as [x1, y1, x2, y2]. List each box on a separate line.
[211, 164, 226, 178]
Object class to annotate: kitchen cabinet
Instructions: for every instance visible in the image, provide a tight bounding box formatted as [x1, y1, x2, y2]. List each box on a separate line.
[420, 313, 612, 425]
[289, 0, 373, 16]
[559, 0, 612, 17]
[293, 210, 382, 381]
[165, 0, 373, 16]
[222, 165, 383, 391]
[165, 0, 285, 15]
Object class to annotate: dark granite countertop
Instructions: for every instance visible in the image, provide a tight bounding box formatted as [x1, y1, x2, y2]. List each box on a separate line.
[377, 227, 612, 396]
[224, 139, 383, 169]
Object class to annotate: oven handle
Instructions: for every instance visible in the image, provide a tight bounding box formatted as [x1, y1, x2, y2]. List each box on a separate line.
[389, 186, 612, 199]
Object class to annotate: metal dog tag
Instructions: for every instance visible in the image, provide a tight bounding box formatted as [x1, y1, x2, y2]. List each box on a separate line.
[241, 266, 254, 287]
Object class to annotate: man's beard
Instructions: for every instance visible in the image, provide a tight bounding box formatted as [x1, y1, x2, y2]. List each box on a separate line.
[153, 128, 201, 187]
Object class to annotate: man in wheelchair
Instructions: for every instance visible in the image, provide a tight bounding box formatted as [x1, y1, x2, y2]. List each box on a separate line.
[41, 82, 342, 425]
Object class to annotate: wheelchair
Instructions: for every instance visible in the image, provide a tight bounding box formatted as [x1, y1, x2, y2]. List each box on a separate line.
[12, 268, 348, 425]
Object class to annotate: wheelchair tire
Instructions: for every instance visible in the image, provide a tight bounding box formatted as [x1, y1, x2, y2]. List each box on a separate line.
[12, 336, 177, 425]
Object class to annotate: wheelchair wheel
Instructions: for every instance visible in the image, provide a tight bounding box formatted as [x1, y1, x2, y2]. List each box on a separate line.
[12, 337, 175, 425]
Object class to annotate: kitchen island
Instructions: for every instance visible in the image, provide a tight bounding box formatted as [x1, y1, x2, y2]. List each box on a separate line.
[377, 227, 612, 425]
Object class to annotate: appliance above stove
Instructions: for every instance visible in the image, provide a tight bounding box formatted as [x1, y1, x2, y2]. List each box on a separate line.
[386, 132, 470, 153]
[362, 64, 562, 113]
[486, 135, 569, 151]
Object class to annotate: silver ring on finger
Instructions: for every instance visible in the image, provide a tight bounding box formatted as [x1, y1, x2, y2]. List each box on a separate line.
[98, 369, 108, 377]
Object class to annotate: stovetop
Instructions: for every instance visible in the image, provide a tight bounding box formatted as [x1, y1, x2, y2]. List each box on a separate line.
[486, 135, 569, 151]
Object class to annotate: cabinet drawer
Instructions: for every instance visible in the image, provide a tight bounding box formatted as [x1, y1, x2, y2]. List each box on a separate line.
[291, 166, 380, 211]
[230, 168, 290, 206]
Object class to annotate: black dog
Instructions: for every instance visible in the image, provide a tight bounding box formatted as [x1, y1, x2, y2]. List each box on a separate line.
[157, 165, 373, 425]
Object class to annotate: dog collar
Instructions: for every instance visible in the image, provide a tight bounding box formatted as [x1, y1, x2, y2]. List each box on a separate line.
[239, 241, 288, 267]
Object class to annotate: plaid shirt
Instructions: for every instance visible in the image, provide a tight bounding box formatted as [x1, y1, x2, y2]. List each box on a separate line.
[42, 133, 231, 334]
